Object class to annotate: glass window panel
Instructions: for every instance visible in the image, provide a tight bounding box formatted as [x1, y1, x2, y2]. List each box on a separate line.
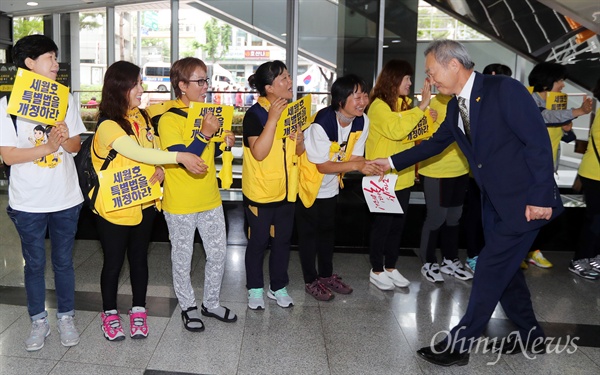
[78, 10, 106, 128]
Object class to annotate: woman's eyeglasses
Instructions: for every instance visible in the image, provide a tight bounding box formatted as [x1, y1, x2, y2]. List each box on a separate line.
[189, 78, 210, 87]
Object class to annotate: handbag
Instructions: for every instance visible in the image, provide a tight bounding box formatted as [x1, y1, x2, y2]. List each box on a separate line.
[561, 129, 576, 143]
[574, 139, 588, 154]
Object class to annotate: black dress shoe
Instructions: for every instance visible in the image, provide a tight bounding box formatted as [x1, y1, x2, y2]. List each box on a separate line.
[417, 343, 470, 367]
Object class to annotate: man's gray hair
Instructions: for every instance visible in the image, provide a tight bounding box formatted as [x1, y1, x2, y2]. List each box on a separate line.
[424, 40, 475, 70]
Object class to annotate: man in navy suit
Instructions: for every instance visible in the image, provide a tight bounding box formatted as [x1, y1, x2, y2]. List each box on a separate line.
[370, 40, 563, 366]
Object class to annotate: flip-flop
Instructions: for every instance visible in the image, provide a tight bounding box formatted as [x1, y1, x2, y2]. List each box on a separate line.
[181, 306, 204, 332]
[201, 304, 237, 323]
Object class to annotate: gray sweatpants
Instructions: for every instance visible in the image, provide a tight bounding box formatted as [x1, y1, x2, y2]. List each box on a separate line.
[164, 206, 227, 310]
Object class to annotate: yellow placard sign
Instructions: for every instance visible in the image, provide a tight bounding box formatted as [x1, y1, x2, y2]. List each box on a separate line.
[185, 102, 233, 143]
[6, 68, 68, 126]
[98, 164, 162, 212]
[276, 95, 312, 139]
[546, 92, 567, 111]
[403, 110, 434, 143]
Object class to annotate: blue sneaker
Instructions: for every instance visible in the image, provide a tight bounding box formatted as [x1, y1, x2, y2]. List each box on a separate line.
[466, 256, 478, 273]
[267, 287, 294, 308]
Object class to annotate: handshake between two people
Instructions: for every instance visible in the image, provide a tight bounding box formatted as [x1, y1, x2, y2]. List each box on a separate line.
[361, 158, 392, 178]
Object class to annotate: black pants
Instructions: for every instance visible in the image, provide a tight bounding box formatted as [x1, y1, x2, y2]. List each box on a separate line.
[296, 196, 337, 283]
[95, 207, 156, 311]
[369, 188, 411, 272]
[574, 176, 600, 260]
[244, 202, 294, 291]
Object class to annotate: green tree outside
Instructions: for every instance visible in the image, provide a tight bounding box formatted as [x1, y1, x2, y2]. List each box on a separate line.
[193, 18, 232, 63]
[13, 17, 43, 41]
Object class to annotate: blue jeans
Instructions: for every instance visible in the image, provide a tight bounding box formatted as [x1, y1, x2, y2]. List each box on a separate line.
[7, 203, 82, 320]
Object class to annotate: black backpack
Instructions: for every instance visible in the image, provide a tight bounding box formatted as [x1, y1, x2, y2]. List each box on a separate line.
[150, 106, 188, 136]
[74, 118, 117, 210]
[1, 93, 18, 181]
[1, 114, 17, 181]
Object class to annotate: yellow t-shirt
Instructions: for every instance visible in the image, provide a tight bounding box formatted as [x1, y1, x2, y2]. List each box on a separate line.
[92, 108, 160, 225]
[418, 94, 469, 178]
[366, 97, 424, 190]
[547, 126, 563, 165]
[578, 111, 600, 181]
[158, 100, 221, 214]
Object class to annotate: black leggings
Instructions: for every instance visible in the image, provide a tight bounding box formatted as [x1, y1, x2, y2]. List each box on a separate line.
[95, 207, 156, 311]
[369, 188, 411, 272]
[296, 197, 337, 283]
[574, 176, 600, 260]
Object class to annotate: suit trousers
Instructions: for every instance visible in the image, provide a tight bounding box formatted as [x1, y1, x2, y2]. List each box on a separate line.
[447, 193, 545, 352]
[464, 177, 485, 258]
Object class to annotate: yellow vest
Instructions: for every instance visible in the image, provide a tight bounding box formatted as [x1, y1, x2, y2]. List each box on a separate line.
[298, 124, 363, 208]
[242, 101, 297, 204]
[92, 109, 160, 225]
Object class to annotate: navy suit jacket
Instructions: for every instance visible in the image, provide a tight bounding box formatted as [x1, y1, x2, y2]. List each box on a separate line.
[391, 72, 564, 233]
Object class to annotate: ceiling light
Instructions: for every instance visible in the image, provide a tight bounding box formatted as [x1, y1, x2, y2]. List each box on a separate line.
[27, 2, 39, 6]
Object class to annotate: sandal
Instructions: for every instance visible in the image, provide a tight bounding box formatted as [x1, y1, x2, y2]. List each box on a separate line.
[181, 306, 204, 332]
[200, 304, 237, 323]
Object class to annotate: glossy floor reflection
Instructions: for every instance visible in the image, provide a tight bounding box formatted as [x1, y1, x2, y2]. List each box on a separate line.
[1, 195, 599, 374]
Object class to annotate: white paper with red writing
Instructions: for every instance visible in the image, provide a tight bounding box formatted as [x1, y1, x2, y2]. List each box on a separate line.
[362, 174, 403, 214]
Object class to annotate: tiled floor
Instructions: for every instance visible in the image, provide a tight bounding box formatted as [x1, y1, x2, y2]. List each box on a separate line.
[1, 193, 599, 375]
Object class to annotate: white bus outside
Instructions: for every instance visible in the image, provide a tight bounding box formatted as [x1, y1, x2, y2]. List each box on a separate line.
[142, 62, 171, 92]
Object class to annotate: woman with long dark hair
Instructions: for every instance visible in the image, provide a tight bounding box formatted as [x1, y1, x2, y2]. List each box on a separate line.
[93, 60, 206, 341]
[366, 59, 435, 289]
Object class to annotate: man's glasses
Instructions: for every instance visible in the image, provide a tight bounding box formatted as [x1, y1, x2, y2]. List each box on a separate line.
[189, 78, 210, 87]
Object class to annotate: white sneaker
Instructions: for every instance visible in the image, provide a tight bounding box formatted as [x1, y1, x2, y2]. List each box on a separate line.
[421, 263, 444, 283]
[25, 317, 50, 351]
[267, 287, 294, 308]
[248, 288, 265, 310]
[440, 258, 473, 280]
[57, 315, 80, 347]
[369, 269, 395, 290]
[384, 269, 410, 287]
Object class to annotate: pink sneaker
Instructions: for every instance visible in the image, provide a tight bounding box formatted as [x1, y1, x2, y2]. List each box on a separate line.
[128, 309, 149, 339]
[101, 311, 125, 341]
